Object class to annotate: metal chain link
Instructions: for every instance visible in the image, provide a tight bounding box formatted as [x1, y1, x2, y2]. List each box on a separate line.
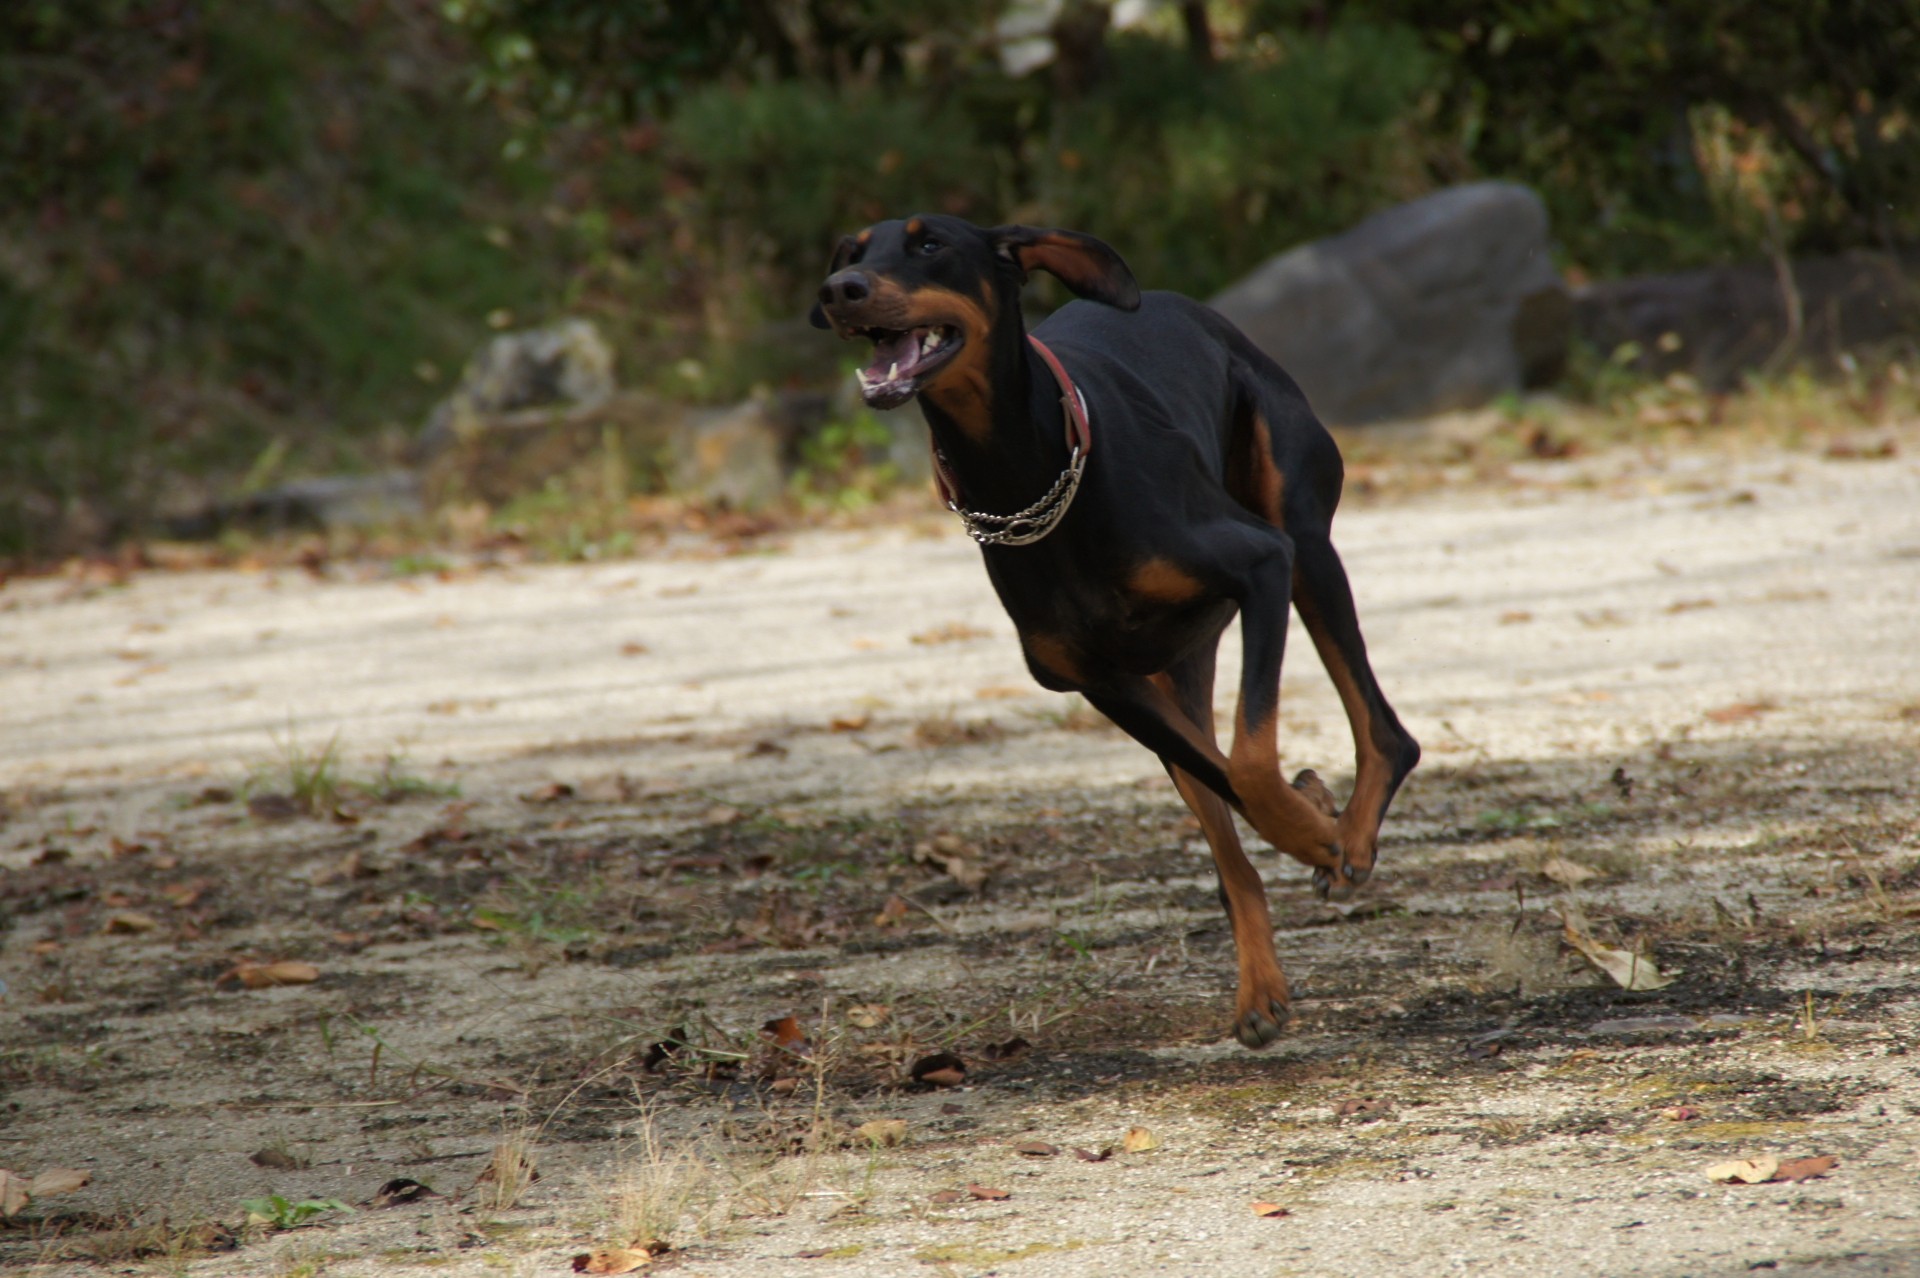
[948, 446, 1085, 547]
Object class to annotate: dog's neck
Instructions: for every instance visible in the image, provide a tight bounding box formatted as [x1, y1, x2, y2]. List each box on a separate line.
[918, 323, 1075, 517]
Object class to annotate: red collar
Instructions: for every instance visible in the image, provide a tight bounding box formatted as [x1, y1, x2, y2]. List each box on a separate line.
[932, 334, 1090, 509]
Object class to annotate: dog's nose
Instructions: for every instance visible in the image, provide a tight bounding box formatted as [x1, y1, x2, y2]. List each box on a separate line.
[819, 270, 872, 309]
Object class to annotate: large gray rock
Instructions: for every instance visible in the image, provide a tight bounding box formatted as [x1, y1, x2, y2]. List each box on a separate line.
[416, 318, 616, 458]
[1210, 183, 1570, 424]
[1573, 251, 1918, 388]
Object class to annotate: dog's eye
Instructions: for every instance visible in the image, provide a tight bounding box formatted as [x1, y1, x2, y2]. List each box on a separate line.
[918, 238, 942, 257]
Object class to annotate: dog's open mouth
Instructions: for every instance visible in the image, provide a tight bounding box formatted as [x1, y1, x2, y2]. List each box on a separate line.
[849, 324, 961, 409]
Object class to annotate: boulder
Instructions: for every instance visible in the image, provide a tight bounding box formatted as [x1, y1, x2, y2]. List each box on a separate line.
[1573, 251, 1918, 388]
[416, 318, 617, 458]
[669, 399, 788, 510]
[1210, 183, 1570, 424]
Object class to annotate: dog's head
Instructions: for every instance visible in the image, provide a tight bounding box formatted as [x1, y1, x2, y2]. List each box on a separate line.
[810, 215, 1139, 410]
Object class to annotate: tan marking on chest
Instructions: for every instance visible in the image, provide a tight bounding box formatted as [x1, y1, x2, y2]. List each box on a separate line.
[1128, 558, 1206, 604]
[1024, 634, 1083, 685]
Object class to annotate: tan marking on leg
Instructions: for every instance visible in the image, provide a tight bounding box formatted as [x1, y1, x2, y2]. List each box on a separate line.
[1127, 558, 1206, 605]
[1227, 412, 1286, 526]
[1296, 598, 1394, 874]
[1148, 673, 1290, 1046]
[1228, 702, 1340, 870]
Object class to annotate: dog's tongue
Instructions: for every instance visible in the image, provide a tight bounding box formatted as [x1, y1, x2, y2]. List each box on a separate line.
[864, 331, 921, 382]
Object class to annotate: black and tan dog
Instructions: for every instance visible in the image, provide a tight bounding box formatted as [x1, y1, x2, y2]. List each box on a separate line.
[810, 215, 1419, 1048]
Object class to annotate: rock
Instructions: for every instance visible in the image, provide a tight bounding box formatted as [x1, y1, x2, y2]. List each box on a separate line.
[1210, 183, 1570, 424]
[669, 398, 787, 510]
[167, 471, 422, 537]
[417, 318, 616, 459]
[1573, 251, 1917, 389]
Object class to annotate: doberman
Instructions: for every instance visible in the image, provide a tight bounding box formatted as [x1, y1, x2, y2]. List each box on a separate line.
[810, 215, 1420, 1048]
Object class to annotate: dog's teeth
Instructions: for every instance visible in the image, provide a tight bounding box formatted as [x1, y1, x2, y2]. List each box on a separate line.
[924, 331, 943, 351]
[855, 370, 872, 387]
[888, 361, 899, 380]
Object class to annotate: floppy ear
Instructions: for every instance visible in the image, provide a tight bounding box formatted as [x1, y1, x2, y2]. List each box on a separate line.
[990, 225, 1141, 311]
[808, 233, 863, 329]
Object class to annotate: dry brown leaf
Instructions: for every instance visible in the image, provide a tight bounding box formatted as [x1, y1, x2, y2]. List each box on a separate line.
[1773, 1155, 1838, 1183]
[520, 781, 574, 804]
[572, 1248, 651, 1273]
[103, 911, 160, 935]
[1013, 1141, 1059, 1157]
[930, 1189, 963, 1204]
[1251, 1201, 1291, 1218]
[1705, 1155, 1779, 1184]
[912, 837, 988, 892]
[980, 1036, 1031, 1061]
[0, 1170, 29, 1218]
[27, 1167, 90, 1197]
[1122, 1126, 1160, 1153]
[911, 621, 990, 646]
[965, 1184, 1010, 1201]
[762, 1015, 807, 1049]
[233, 961, 320, 989]
[1705, 701, 1771, 724]
[249, 1148, 303, 1171]
[855, 1120, 907, 1148]
[1661, 1106, 1702, 1122]
[1072, 1146, 1114, 1162]
[1336, 1097, 1391, 1118]
[365, 1177, 439, 1208]
[1540, 855, 1600, 886]
[1562, 906, 1673, 991]
[910, 1052, 966, 1087]
[829, 713, 871, 732]
[846, 1003, 891, 1029]
[872, 896, 910, 928]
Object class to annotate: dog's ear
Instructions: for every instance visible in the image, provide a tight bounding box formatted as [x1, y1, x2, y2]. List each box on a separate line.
[809, 233, 863, 329]
[989, 225, 1141, 311]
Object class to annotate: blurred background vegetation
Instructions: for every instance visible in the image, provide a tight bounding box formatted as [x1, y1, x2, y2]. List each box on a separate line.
[3, 0, 1916, 560]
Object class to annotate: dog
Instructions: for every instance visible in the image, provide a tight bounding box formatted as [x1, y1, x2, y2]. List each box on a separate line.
[810, 215, 1419, 1047]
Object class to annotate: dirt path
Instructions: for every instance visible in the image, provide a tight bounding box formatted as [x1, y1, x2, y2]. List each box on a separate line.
[3, 437, 1919, 1277]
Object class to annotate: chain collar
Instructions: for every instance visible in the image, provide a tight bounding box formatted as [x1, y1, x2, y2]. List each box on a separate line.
[944, 444, 1085, 546]
[932, 335, 1091, 548]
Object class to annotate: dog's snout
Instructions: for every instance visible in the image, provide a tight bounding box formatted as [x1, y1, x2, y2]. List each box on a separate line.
[819, 270, 872, 309]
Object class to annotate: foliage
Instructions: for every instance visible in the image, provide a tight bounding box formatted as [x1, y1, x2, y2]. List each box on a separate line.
[1348, 0, 1920, 269]
[0, 0, 568, 558]
[241, 1195, 352, 1231]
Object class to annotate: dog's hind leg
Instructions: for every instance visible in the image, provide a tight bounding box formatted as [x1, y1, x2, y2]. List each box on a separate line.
[1149, 643, 1293, 1048]
[1290, 530, 1420, 886]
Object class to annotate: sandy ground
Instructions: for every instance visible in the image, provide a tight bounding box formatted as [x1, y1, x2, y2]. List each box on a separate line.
[2, 433, 1919, 1277]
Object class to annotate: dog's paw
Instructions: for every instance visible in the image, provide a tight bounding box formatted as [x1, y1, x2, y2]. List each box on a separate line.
[1234, 996, 1292, 1049]
[1291, 768, 1338, 818]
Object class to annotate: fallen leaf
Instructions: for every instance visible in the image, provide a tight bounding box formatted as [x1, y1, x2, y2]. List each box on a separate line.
[855, 1120, 907, 1148]
[846, 1004, 891, 1029]
[911, 621, 990, 646]
[1705, 701, 1771, 724]
[249, 1148, 303, 1170]
[965, 1184, 1010, 1201]
[930, 1189, 963, 1204]
[0, 1170, 29, 1218]
[872, 895, 910, 928]
[247, 792, 300, 821]
[230, 961, 320, 989]
[1251, 1201, 1291, 1218]
[1562, 906, 1674, 991]
[103, 911, 161, 935]
[767, 1077, 799, 1095]
[1499, 610, 1533, 625]
[762, 1016, 807, 1049]
[1540, 855, 1600, 886]
[829, 713, 871, 732]
[365, 1178, 440, 1207]
[572, 1248, 651, 1273]
[1336, 1097, 1391, 1118]
[980, 1036, 1031, 1061]
[1773, 1155, 1838, 1183]
[1706, 1155, 1779, 1185]
[1072, 1146, 1114, 1162]
[702, 804, 742, 825]
[941, 1103, 965, 1116]
[1013, 1141, 1058, 1157]
[910, 1052, 967, 1088]
[26, 1167, 89, 1197]
[1660, 1106, 1702, 1122]
[912, 837, 988, 892]
[619, 641, 650, 657]
[1122, 1126, 1160, 1153]
[520, 782, 574, 804]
